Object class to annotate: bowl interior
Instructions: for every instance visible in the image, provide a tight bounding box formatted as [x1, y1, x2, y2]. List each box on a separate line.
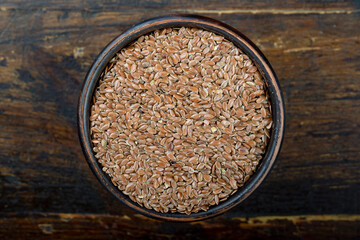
[78, 14, 285, 221]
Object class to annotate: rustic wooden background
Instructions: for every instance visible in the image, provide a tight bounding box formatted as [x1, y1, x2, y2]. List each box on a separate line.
[0, 0, 359, 239]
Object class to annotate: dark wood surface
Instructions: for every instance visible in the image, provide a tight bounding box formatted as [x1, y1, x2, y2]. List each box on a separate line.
[0, 0, 359, 239]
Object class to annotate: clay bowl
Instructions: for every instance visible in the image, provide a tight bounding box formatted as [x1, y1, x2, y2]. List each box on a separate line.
[78, 14, 285, 221]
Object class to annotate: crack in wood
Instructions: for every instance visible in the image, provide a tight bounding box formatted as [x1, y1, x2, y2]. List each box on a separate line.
[178, 8, 360, 15]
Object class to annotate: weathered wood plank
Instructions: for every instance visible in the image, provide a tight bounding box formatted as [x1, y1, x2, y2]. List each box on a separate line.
[0, 213, 359, 239]
[0, 9, 359, 215]
[0, 0, 359, 12]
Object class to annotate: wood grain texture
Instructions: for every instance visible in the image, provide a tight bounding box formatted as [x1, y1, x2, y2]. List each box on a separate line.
[0, 213, 359, 239]
[0, 0, 359, 238]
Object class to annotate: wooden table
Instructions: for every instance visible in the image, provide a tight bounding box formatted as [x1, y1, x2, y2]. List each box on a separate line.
[0, 1, 359, 239]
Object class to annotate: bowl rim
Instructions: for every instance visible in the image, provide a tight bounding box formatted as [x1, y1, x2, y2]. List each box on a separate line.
[78, 14, 285, 222]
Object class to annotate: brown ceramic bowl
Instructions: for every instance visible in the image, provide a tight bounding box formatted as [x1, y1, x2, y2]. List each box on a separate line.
[78, 14, 285, 221]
